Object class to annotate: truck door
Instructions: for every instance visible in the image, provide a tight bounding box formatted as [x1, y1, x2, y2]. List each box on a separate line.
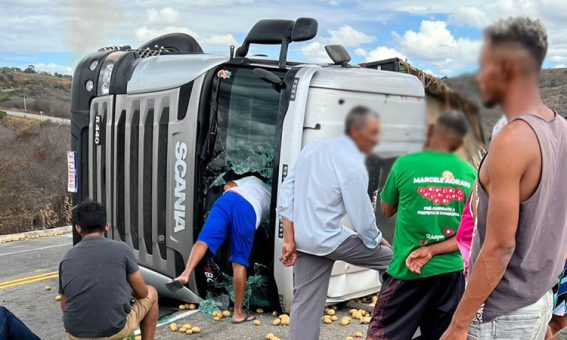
[193, 65, 285, 303]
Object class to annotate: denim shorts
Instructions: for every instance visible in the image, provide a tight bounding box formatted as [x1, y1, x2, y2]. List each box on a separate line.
[467, 290, 553, 340]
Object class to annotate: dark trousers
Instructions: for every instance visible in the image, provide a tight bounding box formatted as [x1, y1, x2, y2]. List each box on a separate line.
[0, 306, 40, 340]
[367, 270, 465, 340]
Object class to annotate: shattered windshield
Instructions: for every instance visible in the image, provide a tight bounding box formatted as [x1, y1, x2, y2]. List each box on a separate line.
[206, 67, 282, 188]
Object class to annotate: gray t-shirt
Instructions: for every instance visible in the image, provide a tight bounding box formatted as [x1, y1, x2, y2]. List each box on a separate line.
[59, 237, 138, 337]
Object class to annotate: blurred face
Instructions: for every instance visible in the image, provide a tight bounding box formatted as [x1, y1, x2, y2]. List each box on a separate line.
[476, 41, 508, 108]
[350, 116, 381, 155]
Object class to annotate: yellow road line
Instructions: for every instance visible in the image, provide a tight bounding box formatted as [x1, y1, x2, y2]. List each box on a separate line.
[0, 271, 58, 290]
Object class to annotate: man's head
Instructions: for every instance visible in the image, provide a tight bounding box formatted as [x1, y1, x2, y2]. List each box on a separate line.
[477, 17, 548, 108]
[426, 111, 469, 152]
[344, 105, 380, 155]
[72, 200, 108, 236]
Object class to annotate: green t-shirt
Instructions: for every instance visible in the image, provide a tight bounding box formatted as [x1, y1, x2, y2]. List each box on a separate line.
[381, 150, 477, 280]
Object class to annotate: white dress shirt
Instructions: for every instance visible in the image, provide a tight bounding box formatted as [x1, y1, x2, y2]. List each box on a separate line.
[276, 135, 383, 256]
[228, 176, 271, 229]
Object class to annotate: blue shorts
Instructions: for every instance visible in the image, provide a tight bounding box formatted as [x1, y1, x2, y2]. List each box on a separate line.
[197, 192, 256, 267]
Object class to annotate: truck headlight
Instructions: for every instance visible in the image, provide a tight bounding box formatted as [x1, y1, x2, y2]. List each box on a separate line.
[97, 52, 126, 96]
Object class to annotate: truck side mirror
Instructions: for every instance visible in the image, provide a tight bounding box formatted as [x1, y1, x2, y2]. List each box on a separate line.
[291, 18, 318, 42]
[325, 45, 352, 68]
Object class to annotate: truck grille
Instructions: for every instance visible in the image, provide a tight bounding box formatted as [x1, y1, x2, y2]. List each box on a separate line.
[88, 93, 179, 276]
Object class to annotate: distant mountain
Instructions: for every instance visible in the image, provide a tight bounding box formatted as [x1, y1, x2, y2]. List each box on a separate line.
[446, 68, 567, 138]
[0, 67, 71, 119]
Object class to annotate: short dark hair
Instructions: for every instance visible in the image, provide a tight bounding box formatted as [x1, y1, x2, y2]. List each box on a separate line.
[72, 200, 106, 233]
[344, 105, 379, 135]
[484, 16, 548, 69]
[437, 111, 469, 137]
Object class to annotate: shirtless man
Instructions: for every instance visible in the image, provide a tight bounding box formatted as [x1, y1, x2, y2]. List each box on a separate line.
[441, 17, 567, 340]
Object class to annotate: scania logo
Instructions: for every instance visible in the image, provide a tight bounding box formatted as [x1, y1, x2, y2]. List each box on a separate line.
[174, 141, 187, 232]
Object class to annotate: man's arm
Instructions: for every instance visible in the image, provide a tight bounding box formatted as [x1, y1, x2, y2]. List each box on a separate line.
[381, 201, 397, 218]
[341, 170, 382, 248]
[406, 236, 458, 274]
[276, 165, 296, 222]
[277, 165, 297, 266]
[442, 124, 530, 339]
[128, 271, 149, 300]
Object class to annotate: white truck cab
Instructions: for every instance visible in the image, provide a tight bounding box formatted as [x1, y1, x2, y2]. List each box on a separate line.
[70, 18, 426, 312]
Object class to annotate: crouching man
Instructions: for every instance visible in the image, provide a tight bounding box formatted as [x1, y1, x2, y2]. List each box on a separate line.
[59, 200, 159, 340]
[175, 175, 271, 324]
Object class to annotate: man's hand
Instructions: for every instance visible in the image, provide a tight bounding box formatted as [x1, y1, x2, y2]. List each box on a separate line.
[380, 238, 392, 248]
[405, 246, 433, 274]
[440, 323, 468, 340]
[280, 242, 297, 267]
[174, 271, 190, 285]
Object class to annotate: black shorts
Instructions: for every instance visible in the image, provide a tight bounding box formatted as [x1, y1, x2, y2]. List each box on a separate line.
[367, 270, 465, 340]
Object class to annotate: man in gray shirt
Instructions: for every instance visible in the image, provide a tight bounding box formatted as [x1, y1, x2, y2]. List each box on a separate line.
[59, 200, 159, 339]
[277, 106, 392, 340]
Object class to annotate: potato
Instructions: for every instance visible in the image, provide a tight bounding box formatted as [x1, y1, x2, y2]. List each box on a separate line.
[340, 317, 351, 326]
[179, 304, 186, 310]
[179, 327, 187, 333]
[273, 318, 281, 326]
[266, 333, 275, 339]
[349, 309, 357, 315]
[182, 323, 191, 329]
[191, 327, 200, 334]
[281, 318, 290, 326]
[272, 337, 280, 340]
[272, 311, 278, 317]
[213, 316, 221, 321]
[346, 337, 354, 340]
[169, 323, 178, 332]
[361, 316, 371, 324]
[326, 309, 336, 316]
[279, 314, 289, 320]
[323, 318, 332, 324]
[188, 303, 197, 310]
[222, 310, 231, 317]
[44, 285, 52, 291]
[55, 294, 62, 301]
[256, 308, 265, 314]
[354, 331, 364, 338]
[185, 329, 193, 334]
[253, 319, 261, 326]
[331, 315, 338, 321]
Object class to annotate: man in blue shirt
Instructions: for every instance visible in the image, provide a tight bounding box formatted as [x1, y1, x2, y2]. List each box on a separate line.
[277, 106, 392, 340]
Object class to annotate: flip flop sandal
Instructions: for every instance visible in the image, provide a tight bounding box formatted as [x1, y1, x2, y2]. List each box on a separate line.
[231, 314, 256, 324]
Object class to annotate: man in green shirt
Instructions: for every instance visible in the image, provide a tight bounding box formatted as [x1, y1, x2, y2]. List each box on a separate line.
[367, 111, 477, 340]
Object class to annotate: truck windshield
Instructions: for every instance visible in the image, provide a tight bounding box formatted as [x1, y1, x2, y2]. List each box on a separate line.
[206, 67, 283, 189]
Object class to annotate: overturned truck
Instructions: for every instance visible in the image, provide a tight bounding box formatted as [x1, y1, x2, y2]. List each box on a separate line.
[69, 18, 429, 311]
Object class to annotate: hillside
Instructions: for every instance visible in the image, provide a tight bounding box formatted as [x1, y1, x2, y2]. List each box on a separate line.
[0, 67, 72, 119]
[0, 113, 71, 234]
[445, 68, 567, 136]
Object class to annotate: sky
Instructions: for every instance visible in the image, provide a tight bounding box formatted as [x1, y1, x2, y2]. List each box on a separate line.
[1, 0, 566, 77]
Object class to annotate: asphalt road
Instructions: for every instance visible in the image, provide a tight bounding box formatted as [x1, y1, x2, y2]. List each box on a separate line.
[4, 110, 70, 125]
[0, 234, 372, 339]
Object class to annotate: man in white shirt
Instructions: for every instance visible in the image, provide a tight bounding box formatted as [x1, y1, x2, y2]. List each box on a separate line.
[277, 106, 393, 340]
[175, 175, 270, 323]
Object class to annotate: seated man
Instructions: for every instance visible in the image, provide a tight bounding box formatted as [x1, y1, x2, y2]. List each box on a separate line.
[59, 200, 159, 340]
[0, 306, 40, 339]
[175, 175, 271, 324]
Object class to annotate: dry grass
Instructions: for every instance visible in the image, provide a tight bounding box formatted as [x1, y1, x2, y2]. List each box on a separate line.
[0, 116, 71, 234]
